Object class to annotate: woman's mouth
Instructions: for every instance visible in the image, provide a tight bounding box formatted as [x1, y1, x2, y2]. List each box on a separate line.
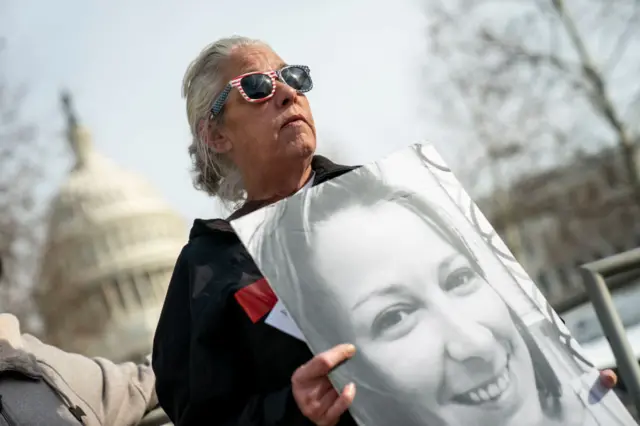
[281, 115, 306, 129]
[452, 359, 512, 405]
[283, 120, 303, 128]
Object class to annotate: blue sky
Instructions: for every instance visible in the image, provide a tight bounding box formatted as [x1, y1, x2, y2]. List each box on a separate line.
[3, 0, 440, 222]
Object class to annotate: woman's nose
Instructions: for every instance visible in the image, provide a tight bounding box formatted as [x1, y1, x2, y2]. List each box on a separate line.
[444, 319, 496, 364]
[273, 80, 297, 108]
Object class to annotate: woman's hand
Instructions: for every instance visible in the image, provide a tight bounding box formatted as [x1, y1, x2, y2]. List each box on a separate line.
[0, 313, 23, 349]
[292, 343, 357, 426]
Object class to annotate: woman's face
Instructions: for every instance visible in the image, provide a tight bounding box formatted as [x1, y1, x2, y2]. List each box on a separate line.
[210, 44, 316, 183]
[311, 202, 541, 425]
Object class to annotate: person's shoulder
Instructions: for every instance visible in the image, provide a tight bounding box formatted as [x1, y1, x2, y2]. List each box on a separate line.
[177, 218, 252, 296]
[311, 155, 359, 184]
[181, 218, 241, 262]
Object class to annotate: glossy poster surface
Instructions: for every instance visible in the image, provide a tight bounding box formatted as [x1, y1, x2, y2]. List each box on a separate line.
[231, 144, 637, 426]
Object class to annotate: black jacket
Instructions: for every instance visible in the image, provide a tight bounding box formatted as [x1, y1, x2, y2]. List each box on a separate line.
[152, 156, 359, 426]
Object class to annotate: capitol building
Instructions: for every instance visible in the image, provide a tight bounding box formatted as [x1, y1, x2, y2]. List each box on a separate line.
[34, 93, 187, 365]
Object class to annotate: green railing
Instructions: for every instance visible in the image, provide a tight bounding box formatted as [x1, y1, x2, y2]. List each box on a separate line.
[579, 247, 640, 415]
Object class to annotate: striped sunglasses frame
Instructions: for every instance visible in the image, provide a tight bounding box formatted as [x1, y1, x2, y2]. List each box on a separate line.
[210, 65, 312, 118]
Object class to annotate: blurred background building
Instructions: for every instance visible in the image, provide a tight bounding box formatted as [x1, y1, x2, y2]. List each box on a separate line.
[33, 93, 187, 363]
[479, 145, 640, 311]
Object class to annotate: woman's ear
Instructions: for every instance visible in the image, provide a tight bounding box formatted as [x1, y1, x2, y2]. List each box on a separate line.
[199, 118, 232, 154]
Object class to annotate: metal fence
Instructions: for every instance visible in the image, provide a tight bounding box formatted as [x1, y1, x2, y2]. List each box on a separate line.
[579, 247, 640, 416]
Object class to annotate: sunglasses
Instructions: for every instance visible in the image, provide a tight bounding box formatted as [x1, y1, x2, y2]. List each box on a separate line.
[210, 65, 313, 117]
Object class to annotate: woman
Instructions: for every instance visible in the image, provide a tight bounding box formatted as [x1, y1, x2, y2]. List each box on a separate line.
[152, 36, 622, 426]
[152, 36, 360, 426]
[240, 164, 633, 426]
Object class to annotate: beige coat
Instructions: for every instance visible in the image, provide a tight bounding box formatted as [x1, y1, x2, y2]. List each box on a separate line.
[0, 314, 159, 426]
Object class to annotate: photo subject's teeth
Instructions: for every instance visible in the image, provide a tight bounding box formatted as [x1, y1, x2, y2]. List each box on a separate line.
[497, 375, 508, 391]
[455, 360, 512, 405]
[487, 384, 499, 398]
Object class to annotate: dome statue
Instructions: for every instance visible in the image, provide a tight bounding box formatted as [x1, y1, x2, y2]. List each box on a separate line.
[35, 92, 188, 363]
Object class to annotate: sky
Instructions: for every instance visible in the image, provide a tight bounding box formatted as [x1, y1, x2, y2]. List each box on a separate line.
[2, 0, 439, 223]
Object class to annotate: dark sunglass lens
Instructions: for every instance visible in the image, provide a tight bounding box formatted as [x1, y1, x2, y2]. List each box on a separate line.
[241, 74, 273, 99]
[281, 67, 312, 92]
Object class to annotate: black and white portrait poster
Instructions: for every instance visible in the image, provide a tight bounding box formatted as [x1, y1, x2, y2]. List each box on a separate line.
[231, 143, 637, 426]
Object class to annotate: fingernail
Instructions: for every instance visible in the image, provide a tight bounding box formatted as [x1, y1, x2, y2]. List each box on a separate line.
[344, 344, 356, 355]
[600, 370, 618, 388]
[345, 382, 356, 397]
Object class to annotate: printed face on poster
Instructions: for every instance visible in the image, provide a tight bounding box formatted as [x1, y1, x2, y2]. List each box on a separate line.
[231, 143, 637, 426]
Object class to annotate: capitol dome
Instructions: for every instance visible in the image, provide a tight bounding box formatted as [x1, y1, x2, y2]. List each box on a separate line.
[35, 94, 188, 362]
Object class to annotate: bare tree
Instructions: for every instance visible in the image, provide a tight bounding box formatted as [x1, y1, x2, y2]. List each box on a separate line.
[0, 39, 43, 325]
[423, 0, 640, 255]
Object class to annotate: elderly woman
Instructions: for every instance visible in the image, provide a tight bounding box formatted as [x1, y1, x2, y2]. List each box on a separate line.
[151, 36, 619, 426]
[152, 36, 358, 426]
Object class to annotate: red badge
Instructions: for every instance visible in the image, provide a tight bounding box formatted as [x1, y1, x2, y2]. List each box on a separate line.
[234, 278, 278, 323]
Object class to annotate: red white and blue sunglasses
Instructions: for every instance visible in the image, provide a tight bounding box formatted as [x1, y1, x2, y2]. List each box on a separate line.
[210, 65, 313, 117]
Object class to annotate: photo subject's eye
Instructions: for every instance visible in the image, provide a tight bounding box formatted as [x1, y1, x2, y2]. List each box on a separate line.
[444, 266, 480, 295]
[371, 304, 417, 339]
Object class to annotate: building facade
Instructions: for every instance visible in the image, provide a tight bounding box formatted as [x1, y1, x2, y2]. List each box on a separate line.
[35, 94, 187, 364]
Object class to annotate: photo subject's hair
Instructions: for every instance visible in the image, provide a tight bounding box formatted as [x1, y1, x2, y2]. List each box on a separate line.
[249, 165, 569, 425]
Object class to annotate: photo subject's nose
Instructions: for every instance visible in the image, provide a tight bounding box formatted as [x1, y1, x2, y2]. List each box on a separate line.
[445, 321, 496, 363]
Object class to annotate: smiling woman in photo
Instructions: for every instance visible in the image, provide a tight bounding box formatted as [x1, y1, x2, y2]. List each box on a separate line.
[245, 164, 628, 426]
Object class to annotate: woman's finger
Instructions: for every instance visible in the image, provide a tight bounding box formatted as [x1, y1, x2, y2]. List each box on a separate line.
[294, 344, 356, 382]
[599, 369, 618, 389]
[308, 379, 334, 402]
[312, 387, 340, 420]
[300, 385, 338, 420]
[300, 379, 334, 417]
[318, 382, 356, 426]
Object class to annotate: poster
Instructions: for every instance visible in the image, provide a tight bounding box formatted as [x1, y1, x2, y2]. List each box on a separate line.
[231, 143, 637, 425]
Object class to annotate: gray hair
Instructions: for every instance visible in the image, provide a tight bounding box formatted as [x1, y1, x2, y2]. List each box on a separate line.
[182, 36, 269, 203]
